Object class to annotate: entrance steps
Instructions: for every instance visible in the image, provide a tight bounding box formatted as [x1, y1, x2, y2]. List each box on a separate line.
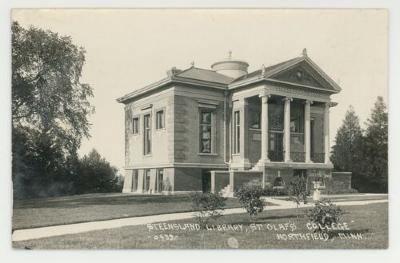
[220, 184, 234, 198]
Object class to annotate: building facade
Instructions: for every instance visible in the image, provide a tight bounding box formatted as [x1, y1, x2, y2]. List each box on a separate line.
[118, 49, 351, 195]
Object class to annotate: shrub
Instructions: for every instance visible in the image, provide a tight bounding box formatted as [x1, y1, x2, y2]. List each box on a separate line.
[288, 176, 309, 208]
[235, 184, 265, 220]
[306, 199, 343, 233]
[190, 192, 227, 228]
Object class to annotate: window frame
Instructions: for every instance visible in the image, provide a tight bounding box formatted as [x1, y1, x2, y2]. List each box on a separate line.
[198, 108, 216, 155]
[132, 116, 140, 135]
[233, 110, 240, 154]
[143, 113, 152, 156]
[156, 169, 164, 193]
[143, 169, 151, 192]
[155, 109, 165, 130]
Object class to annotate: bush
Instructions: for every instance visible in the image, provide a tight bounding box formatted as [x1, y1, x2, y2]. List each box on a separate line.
[288, 176, 309, 208]
[235, 184, 265, 220]
[306, 199, 343, 233]
[190, 192, 227, 228]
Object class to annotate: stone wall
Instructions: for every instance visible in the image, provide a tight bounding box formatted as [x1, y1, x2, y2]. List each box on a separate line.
[211, 170, 230, 193]
[232, 171, 262, 191]
[327, 172, 352, 193]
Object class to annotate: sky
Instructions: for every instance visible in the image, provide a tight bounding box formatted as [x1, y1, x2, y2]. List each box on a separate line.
[12, 9, 388, 171]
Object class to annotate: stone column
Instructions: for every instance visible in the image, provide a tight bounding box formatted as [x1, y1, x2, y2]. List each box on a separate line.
[283, 97, 292, 162]
[304, 100, 313, 163]
[239, 98, 250, 168]
[259, 92, 270, 162]
[324, 102, 331, 164]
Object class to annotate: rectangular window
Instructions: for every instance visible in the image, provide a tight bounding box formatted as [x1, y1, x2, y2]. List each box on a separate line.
[132, 117, 139, 134]
[143, 114, 151, 155]
[156, 110, 165, 129]
[156, 169, 164, 193]
[143, 169, 151, 192]
[233, 111, 240, 154]
[132, 169, 138, 191]
[199, 110, 213, 153]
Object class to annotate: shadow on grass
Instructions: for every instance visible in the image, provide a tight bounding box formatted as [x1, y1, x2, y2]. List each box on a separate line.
[14, 194, 194, 209]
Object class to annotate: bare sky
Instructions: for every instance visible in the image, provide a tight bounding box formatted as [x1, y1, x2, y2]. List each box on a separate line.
[12, 9, 388, 171]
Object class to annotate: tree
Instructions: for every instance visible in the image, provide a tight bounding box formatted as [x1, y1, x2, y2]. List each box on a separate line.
[235, 183, 265, 221]
[75, 149, 122, 194]
[331, 106, 364, 173]
[12, 22, 94, 198]
[190, 192, 226, 229]
[363, 97, 388, 192]
[288, 175, 308, 214]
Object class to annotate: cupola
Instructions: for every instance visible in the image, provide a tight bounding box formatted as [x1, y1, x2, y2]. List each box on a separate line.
[211, 51, 249, 79]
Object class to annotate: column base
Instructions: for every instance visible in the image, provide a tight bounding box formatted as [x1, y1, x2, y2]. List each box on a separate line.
[253, 158, 270, 171]
[229, 158, 252, 170]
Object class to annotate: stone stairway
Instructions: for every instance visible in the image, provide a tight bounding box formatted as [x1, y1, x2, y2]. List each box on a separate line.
[220, 185, 234, 198]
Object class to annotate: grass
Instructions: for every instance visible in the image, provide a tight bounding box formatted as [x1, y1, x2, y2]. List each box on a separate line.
[13, 193, 248, 230]
[13, 202, 388, 249]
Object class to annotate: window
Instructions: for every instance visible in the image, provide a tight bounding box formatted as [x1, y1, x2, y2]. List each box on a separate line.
[143, 169, 151, 192]
[290, 103, 304, 133]
[233, 111, 240, 154]
[156, 110, 165, 129]
[132, 117, 139, 134]
[131, 170, 138, 191]
[156, 169, 164, 193]
[249, 110, 261, 129]
[143, 114, 151, 155]
[199, 110, 213, 153]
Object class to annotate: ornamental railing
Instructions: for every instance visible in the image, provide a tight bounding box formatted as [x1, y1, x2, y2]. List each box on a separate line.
[311, 152, 325, 163]
[291, 151, 305, 162]
[268, 150, 284, 162]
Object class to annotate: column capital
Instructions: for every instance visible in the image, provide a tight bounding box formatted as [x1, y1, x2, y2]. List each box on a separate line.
[304, 99, 314, 105]
[282, 97, 293, 102]
[259, 90, 271, 99]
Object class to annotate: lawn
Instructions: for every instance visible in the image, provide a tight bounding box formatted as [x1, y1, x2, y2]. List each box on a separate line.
[13, 202, 388, 249]
[13, 193, 246, 230]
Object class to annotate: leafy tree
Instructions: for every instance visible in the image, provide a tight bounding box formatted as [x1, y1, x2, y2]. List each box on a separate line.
[75, 149, 122, 194]
[235, 184, 265, 221]
[363, 97, 388, 192]
[288, 175, 308, 212]
[190, 192, 226, 229]
[12, 22, 94, 198]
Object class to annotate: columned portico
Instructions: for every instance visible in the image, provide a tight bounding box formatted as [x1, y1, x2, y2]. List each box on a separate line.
[283, 97, 292, 162]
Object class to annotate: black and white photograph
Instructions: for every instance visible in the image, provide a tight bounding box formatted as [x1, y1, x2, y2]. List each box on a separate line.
[1, 3, 398, 259]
